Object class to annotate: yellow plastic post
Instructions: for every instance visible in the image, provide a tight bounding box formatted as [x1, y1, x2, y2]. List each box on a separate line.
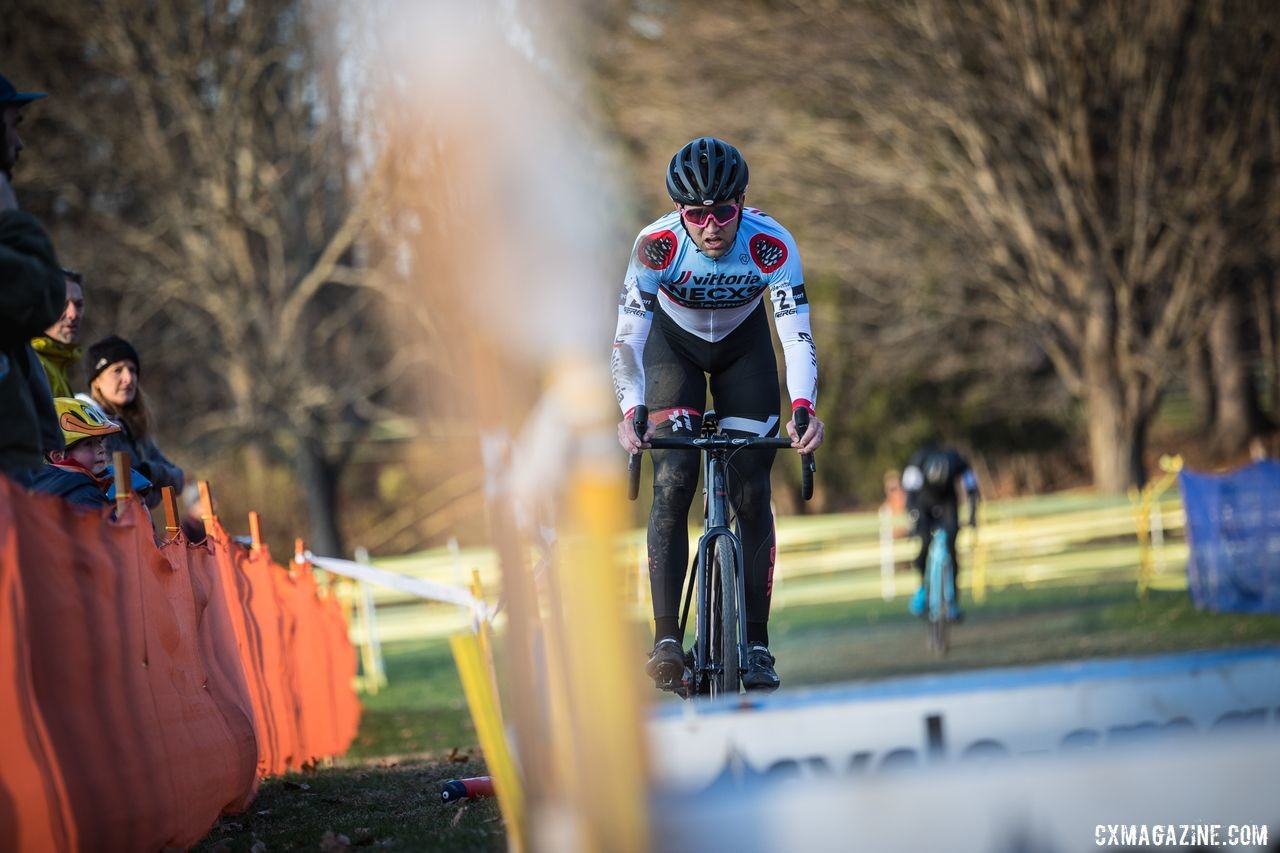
[470, 568, 498, 697]
[529, 558, 577, 823]
[551, 470, 651, 853]
[354, 584, 381, 696]
[1135, 455, 1184, 599]
[450, 631, 525, 852]
[1133, 484, 1153, 599]
[351, 548, 387, 691]
[338, 579, 363, 687]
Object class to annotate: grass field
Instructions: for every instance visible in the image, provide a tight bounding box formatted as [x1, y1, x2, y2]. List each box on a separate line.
[196, 580, 1280, 851]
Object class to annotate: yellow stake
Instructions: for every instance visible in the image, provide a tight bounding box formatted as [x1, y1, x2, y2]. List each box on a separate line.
[355, 581, 381, 695]
[450, 632, 525, 853]
[552, 471, 651, 853]
[471, 568, 499, 699]
[1134, 455, 1184, 599]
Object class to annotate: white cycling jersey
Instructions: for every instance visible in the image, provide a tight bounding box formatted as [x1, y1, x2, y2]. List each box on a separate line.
[611, 208, 818, 416]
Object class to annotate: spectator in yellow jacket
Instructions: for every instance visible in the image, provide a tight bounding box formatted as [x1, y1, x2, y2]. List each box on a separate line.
[30, 268, 83, 396]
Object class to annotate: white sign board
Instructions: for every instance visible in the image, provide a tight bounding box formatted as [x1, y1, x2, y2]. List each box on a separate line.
[648, 647, 1280, 790]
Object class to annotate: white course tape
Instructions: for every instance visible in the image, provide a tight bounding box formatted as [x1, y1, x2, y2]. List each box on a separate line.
[306, 551, 490, 615]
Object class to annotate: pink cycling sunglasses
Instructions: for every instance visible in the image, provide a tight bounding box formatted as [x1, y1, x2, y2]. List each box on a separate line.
[679, 201, 741, 228]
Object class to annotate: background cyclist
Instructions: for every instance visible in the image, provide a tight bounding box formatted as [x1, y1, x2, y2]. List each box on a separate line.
[613, 136, 824, 692]
[902, 445, 980, 620]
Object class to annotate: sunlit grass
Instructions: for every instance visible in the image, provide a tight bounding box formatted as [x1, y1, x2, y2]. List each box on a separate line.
[771, 580, 1280, 683]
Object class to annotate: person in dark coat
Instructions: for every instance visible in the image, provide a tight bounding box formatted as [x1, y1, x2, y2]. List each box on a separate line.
[0, 203, 64, 479]
[0, 72, 64, 481]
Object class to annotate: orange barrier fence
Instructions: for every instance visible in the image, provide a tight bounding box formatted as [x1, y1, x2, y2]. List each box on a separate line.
[0, 477, 361, 851]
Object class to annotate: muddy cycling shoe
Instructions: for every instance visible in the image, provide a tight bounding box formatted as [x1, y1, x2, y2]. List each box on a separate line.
[908, 586, 927, 617]
[742, 644, 780, 692]
[646, 638, 686, 685]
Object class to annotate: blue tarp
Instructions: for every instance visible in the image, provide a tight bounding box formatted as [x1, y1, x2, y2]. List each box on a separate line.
[1178, 459, 1280, 614]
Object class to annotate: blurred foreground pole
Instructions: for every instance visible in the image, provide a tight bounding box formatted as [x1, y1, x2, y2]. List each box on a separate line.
[364, 2, 650, 849]
[531, 363, 651, 853]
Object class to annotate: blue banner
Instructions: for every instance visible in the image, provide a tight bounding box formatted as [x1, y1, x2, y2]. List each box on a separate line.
[1178, 460, 1280, 614]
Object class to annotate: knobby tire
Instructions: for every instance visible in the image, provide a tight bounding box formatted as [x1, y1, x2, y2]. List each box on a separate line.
[710, 537, 741, 698]
[927, 536, 950, 655]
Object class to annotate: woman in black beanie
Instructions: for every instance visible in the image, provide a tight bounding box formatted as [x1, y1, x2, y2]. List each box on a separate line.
[84, 334, 184, 506]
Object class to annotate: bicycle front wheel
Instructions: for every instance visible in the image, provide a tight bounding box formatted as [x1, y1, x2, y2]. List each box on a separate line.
[709, 536, 741, 698]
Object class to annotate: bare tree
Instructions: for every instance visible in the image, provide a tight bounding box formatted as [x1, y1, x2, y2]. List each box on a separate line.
[6, 0, 427, 554]
[839, 0, 1280, 490]
[587, 0, 1121, 498]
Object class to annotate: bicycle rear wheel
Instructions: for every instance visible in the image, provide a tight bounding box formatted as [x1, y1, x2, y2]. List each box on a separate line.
[928, 607, 949, 654]
[926, 536, 950, 655]
[709, 537, 741, 697]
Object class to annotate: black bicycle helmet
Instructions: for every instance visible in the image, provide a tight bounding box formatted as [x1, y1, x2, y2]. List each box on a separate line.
[666, 137, 749, 205]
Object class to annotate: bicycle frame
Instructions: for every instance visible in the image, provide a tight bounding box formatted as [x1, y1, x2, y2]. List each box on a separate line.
[690, 446, 749, 696]
[627, 404, 809, 698]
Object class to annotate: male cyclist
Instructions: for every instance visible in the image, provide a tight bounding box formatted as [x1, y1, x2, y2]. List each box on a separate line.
[613, 137, 824, 692]
[902, 446, 980, 620]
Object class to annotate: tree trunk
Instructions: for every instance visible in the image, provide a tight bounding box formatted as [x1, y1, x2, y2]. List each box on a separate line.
[242, 441, 271, 512]
[1081, 291, 1149, 493]
[1252, 274, 1279, 423]
[227, 360, 270, 506]
[1083, 381, 1147, 493]
[1185, 339, 1214, 431]
[1208, 280, 1267, 456]
[295, 437, 346, 558]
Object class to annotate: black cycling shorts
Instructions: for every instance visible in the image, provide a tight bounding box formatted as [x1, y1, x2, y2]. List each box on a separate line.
[644, 300, 781, 436]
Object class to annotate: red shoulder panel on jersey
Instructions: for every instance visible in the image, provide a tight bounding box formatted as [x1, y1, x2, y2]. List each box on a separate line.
[638, 229, 678, 271]
[749, 233, 788, 274]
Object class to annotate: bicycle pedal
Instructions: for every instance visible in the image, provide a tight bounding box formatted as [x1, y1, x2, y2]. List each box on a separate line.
[657, 668, 695, 698]
[654, 667, 687, 692]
